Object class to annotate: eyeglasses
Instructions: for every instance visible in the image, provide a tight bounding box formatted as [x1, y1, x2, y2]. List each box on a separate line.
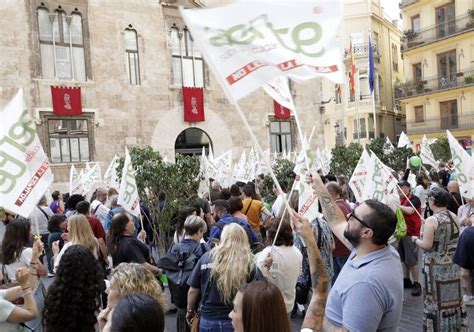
[347, 211, 373, 230]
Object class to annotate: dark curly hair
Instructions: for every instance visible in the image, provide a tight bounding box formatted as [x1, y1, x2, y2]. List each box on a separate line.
[43, 245, 104, 332]
[1, 219, 31, 265]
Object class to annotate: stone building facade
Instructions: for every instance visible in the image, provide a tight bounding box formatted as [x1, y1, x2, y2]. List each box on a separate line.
[0, 0, 323, 189]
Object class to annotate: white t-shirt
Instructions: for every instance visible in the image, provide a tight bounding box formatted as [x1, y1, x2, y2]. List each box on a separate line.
[3, 247, 32, 283]
[90, 200, 110, 222]
[0, 290, 18, 331]
[256, 245, 302, 313]
[29, 206, 53, 234]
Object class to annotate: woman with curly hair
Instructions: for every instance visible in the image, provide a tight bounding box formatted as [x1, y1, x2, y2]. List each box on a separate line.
[106, 213, 160, 275]
[97, 263, 166, 330]
[1, 219, 46, 281]
[52, 214, 99, 272]
[43, 244, 105, 331]
[186, 223, 266, 332]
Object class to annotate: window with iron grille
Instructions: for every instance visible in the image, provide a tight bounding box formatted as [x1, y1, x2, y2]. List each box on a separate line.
[269, 120, 294, 153]
[125, 27, 141, 85]
[37, 6, 86, 81]
[44, 116, 93, 163]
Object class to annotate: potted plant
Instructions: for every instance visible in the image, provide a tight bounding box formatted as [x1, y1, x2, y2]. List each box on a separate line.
[466, 9, 474, 29]
[465, 76, 474, 84]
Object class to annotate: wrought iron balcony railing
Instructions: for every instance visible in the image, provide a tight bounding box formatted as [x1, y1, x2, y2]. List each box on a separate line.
[407, 114, 474, 135]
[395, 68, 474, 100]
[402, 13, 474, 51]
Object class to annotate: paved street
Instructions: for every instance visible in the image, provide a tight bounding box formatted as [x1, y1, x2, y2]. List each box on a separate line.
[163, 287, 474, 331]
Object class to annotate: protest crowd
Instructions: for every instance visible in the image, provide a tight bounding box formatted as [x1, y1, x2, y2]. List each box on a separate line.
[1, 133, 474, 332]
[1, 1, 474, 332]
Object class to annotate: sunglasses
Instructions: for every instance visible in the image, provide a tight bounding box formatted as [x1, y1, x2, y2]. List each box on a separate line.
[347, 211, 373, 230]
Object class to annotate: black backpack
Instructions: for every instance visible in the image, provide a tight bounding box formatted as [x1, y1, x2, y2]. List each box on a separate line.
[157, 242, 203, 308]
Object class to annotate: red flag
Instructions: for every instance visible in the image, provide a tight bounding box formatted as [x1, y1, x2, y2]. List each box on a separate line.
[51, 86, 82, 116]
[183, 87, 205, 122]
[273, 100, 291, 119]
[349, 39, 357, 96]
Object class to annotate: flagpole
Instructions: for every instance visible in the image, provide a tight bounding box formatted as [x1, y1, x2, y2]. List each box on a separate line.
[355, 69, 361, 143]
[369, 30, 377, 139]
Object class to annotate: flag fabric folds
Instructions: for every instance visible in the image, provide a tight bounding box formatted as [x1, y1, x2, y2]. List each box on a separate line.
[118, 147, 140, 217]
[0, 89, 54, 217]
[420, 135, 438, 168]
[447, 130, 474, 199]
[180, 0, 344, 102]
[397, 131, 411, 149]
[368, 36, 375, 94]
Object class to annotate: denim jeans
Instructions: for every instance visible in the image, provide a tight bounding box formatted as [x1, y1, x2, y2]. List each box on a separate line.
[199, 316, 233, 332]
[332, 255, 349, 285]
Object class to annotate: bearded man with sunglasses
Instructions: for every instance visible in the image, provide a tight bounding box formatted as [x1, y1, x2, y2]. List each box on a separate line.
[302, 171, 403, 332]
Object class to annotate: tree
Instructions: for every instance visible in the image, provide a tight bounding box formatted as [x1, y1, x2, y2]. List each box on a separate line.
[430, 136, 451, 162]
[367, 137, 413, 172]
[116, 146, 200, 252]
[330, 142, 363, 178]
[260, 159, 295, 204]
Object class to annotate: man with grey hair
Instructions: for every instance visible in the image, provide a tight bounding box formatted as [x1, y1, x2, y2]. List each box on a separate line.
[29, 196, 54, 275]
[90, 188, 110, 223]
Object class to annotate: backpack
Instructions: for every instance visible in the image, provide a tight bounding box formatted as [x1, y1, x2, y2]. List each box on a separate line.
[157, 242, 202, 308]
[213, 218, 255, 248]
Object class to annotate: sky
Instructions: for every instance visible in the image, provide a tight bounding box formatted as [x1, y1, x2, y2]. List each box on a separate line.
[381, 0, 402, 29]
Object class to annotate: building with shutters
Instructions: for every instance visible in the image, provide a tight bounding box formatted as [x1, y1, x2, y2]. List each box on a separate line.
[396, 0, 474, 153]
[320, 0, 405, 148]
[0, 0, 324, 190]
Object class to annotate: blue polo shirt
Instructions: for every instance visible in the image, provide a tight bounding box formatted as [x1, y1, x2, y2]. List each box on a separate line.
[325, 245, 403, 332]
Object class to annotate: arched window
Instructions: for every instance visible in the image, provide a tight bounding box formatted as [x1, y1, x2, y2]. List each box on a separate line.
[174, 128, 212, 156]
[169, 25, 205, 87]
[125, 28, 140, 85]
[37, 7, 86, 81]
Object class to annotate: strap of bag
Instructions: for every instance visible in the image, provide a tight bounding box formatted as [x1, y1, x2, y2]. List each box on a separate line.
[451, 193, 460, 208]
[94, 203, 102, 214]
[37, 206, 50, 222]
[444, 210, 460, 233]
[243, 199, 253, 215]
[2, 264, 11, 284]
[198, 261, 213, 312]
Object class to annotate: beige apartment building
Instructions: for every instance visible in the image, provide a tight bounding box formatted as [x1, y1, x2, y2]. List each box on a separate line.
[396, 0, 474, 153]
[0, 0, 324, 189]
[322, 0, 405, 148]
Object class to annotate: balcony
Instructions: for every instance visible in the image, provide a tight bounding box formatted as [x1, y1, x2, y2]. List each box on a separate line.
[344, 42, 379, 59]
[395, 68, 474, 100]
[407, 114, 474, 135]
[400, 0, 418, 9]
[402, 13, 474, 52]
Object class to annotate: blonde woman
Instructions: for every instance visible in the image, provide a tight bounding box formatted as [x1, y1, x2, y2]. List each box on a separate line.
[186, 223, 267, 332]
[52, 214, 99, 273]
[97, 263, 166, 331]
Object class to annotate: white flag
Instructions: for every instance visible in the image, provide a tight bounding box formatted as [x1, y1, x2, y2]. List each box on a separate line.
[0, 89, 54, 217]
[397, 131, 411, 149]
[383, 137, 395, 155]
[82, 163, 101, 195]
[349, 149, 370, 203]
[297, 180, 322, 221]
[420, 135, 438, 168]
[69, 164, 84, 195]
[447, 130, 474, 199]
[363, 150, 398, 203]
[118, 147, 140, 217]
[233, 150, 247, 182]
[198, 147, 210, 198]
[104, 155, 120, 189]
[263, 76, 296, 112]
[213, 150, 233, 188]
[180, 1, 344, 102]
